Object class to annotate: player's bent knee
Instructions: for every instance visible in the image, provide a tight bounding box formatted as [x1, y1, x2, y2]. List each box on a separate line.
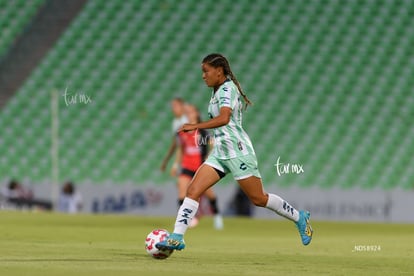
[186, 185, 201, 201]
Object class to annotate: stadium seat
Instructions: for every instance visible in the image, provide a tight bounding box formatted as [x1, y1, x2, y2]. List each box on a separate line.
[0, 0, 45, 58]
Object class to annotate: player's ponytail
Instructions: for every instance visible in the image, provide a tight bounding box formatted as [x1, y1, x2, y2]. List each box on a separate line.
[227, 70, 253, 110]
[202, 53, 253, 110]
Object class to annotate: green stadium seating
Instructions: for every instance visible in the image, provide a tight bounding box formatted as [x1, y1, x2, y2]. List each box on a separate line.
[0, 0, 45, 58]
[0, 0, 413, 190]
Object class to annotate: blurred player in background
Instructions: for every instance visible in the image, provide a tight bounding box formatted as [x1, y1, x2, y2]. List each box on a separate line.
[171, 103, 223, 229]
[160, 98, 223, 229]
[157, 53, 313, 252]
[160, 97, 187, 209]
[160, 97, 188, 173]
[57, 181, 83, 213]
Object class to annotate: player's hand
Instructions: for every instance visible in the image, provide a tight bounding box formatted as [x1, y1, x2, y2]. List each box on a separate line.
[179, 123, 197, 132]
[170, 166, 177, 177]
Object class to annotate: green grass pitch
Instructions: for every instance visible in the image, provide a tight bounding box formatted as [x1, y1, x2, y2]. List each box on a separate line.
[0, 212, 413, 276]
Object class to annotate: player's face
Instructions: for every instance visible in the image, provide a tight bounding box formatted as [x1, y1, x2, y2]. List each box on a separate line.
[202, 63, 222, 88]
[185, 105, 199, 124]
[171, 100, 183, 117]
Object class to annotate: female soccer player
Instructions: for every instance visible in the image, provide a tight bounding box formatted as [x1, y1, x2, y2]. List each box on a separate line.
[156, 53, 313, 251]
[160, 97, 188, 172]
[172, 103, 223, 229]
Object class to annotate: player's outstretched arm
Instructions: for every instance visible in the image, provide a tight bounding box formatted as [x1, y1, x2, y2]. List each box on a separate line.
[170, 141, 182, 176]
[160, 137, 177, 171]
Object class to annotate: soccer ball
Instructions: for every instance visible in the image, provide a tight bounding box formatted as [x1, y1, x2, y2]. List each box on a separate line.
[145, 229, 174, 259]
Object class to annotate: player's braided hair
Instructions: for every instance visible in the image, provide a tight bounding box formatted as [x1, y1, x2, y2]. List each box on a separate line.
[202, 53, 253, 110]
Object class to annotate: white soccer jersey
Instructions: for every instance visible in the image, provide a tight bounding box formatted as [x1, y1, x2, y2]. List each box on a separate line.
[207, 80, 256, 159]
[172, 115, 188, 134]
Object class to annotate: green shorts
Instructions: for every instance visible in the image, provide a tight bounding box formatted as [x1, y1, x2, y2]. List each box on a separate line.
[204, 154, 262, 180]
